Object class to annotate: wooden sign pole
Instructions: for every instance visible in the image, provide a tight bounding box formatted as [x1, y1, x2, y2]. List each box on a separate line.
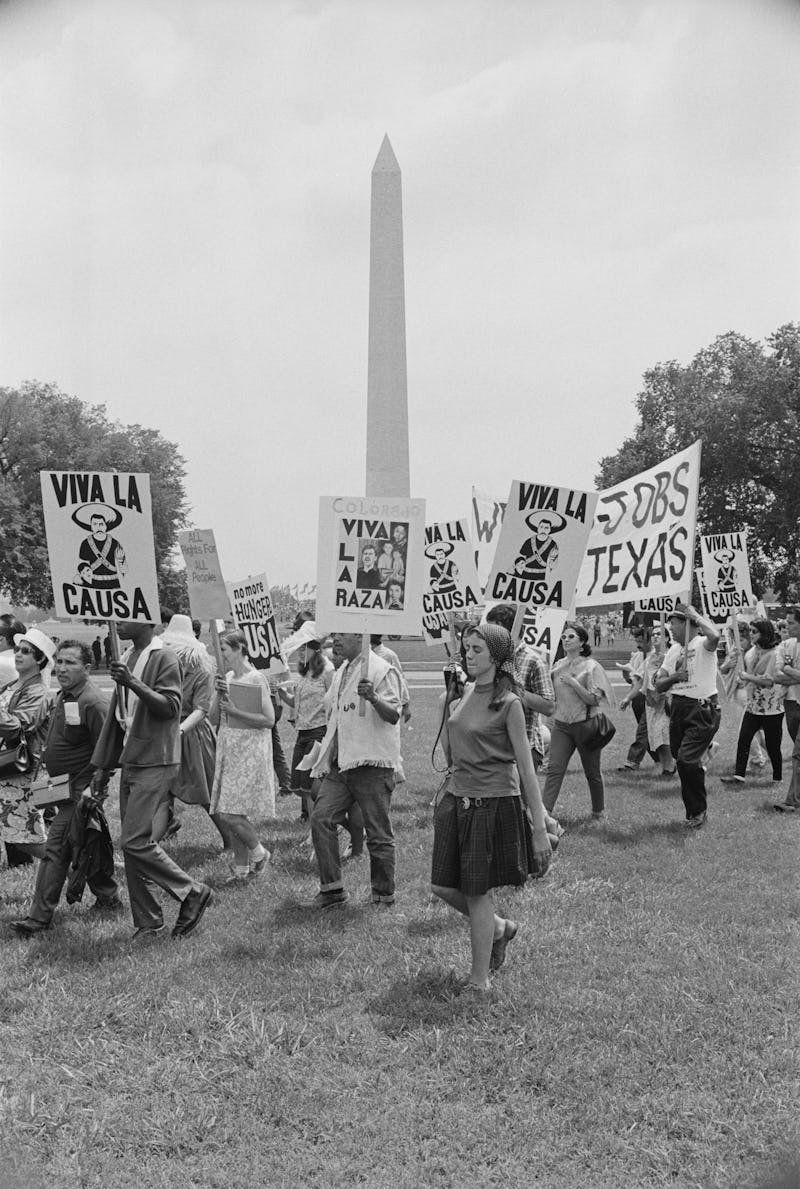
[359, 631, 371, 717]
[108, 621, 121, 664]
[510, 603, 526, 644]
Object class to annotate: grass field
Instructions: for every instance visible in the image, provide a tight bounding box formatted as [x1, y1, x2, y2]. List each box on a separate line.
[2, 689, 799, 1189]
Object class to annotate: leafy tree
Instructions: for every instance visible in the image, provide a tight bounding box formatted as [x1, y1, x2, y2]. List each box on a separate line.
[0, 381, 190, 610]
[596, 324, 800, 601]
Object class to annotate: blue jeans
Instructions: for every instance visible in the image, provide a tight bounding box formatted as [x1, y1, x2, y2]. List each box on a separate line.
[311, 763, 396, 901]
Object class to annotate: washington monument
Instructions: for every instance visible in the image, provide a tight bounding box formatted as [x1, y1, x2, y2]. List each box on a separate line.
[366, 135, 410, 499]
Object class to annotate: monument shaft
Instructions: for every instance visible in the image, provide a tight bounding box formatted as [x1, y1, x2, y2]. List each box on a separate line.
[366, 135, 410, 498]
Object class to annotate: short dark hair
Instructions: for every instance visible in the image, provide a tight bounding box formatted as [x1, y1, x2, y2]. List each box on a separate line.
[0, 614, 26, 648]
[485, 604, 516, 633]
[786, 607, 800, 623]
[564, 620, 592, 657]
[57, 639, 93, 667]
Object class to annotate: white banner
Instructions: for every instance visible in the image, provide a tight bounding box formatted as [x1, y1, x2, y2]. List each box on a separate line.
[485, 481, 597, 609]
[40, 471, 160, 623]
[576, 441, 702, 606]
[316, 496, 427, 635]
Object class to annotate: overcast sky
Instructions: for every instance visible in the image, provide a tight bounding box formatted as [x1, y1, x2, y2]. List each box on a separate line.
[2, 0, 798, 587]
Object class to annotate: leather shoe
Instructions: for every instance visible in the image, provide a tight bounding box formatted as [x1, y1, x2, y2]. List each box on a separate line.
[172, 884, 213, 938]
[10, 919, 50, 937]
[489, 920, 518, 972]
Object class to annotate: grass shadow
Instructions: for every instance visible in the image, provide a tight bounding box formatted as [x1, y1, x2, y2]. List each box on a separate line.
[368, 969, 494, 1032]
[269, 894, 367, 928]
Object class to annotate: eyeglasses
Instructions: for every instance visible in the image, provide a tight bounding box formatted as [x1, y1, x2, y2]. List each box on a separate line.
[562, 632, 578, 640]
[14, 645, 33, 655]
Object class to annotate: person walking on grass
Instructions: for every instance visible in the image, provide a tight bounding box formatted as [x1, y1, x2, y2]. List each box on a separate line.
[92, 620, 213, 941]
[616, 626, 659, 775]
[209, 630, 275, 884]
[720, 617, 784, 789]
[309, 632, 402, 908]
[541, 623, 615, 824]
[654, 604, 720, 829]
[774, 606, 800, 813]
[10, 640, 122, 937]
[431, 624, 552, 994]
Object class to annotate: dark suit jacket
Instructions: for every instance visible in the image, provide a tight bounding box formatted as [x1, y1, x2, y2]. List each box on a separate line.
[92, 646, 182, 770]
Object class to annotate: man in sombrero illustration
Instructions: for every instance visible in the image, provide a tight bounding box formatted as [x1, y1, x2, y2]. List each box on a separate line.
[714, 548, 738, 594]
[513, 510, 565, 581]
[73, 504, 127, 590]
[426, 541, 460, 594]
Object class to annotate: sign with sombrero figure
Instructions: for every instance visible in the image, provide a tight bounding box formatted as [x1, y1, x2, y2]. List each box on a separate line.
[699, 530, 753, 618]
[316, 495, 426, 634]
[421, 518, 482, 645]
[485, 481, 597, 609]
[40, 471, 160, 623]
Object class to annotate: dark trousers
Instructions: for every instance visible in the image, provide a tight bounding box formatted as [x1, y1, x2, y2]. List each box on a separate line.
[271, 723, 292, 793]
[626, 692, 658, 767]
[290, 726, 327, 819]
[119, 765, 194, 929]
[542, 721, 605, 814]
[669, 696, 721, 819]
[735, 712, 783, 780]
[29, 801, 119, 924]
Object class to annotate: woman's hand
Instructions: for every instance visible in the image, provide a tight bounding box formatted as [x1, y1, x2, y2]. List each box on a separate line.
[214, 675, 229, 701]
[531, 826, 552, 877]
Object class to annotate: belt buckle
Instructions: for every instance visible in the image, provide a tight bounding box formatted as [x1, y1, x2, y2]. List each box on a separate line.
[461, 797, 470, 810]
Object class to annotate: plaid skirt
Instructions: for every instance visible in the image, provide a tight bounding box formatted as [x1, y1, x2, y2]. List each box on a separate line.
[431, 792, 536, 897]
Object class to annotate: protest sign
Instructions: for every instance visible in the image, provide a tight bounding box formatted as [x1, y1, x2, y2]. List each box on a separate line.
[699, 530, 754, 618]
[634, 594, 688, 615]
[178, 529, 230, 620]
[484, 603, 568, 661]
[316, 496, 426, 635]
[471, 487, 507, 592]
[40, 471, 160, 623]
[485, 481, 597, 609]
[421, 519, 482, 645]
[575, 441, 701, 606]
[227, 572, 286, 675]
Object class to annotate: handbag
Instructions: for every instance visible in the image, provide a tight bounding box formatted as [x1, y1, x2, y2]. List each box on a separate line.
[30, 772, 72, 808]
[0, 735, 30, 775]
[574, 705, 616, 751]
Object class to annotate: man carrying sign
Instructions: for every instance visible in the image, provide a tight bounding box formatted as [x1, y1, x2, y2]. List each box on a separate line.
[309, 632, 402, 907]
[655, 604, 721, 828]
[92, 621, 213, 939]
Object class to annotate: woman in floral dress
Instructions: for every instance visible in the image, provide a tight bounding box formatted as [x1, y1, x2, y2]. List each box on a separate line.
[210, 630, 275, 882]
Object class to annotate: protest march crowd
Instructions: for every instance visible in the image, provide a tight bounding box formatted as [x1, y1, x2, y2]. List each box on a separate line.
[2, 448, 799, 993]
[2, 598, 799, 993]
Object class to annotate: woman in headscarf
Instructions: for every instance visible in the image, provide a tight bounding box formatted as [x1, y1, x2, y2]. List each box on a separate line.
[431, 623, 552, 994]
[276, 626, 334, 823]
[0, 627, 56, 865]
[152, 615, 231, 851]
[541, 621, 616, 823]
[721, 617, 785, 785]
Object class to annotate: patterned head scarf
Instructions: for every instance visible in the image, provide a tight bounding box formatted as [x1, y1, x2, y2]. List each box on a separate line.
[464, 623, 518, 682]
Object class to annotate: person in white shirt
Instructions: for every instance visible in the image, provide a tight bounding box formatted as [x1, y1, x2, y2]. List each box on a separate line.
[655, 604, 720, 829]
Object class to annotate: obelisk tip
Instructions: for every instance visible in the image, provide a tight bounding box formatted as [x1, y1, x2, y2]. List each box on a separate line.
[373, 134, 400, 174]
